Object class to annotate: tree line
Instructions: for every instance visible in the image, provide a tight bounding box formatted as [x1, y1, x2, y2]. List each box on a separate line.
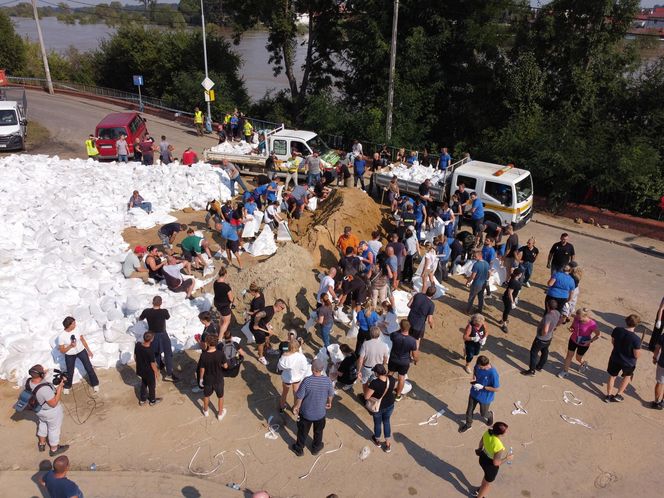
[1, 0, 663, 218]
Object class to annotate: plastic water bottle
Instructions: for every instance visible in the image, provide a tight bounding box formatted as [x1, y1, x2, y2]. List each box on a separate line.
[359, 446, 370, 461]
[226, 483, 240, 490]
[89, 463, 96, 471]
[506, 447, 513, 465]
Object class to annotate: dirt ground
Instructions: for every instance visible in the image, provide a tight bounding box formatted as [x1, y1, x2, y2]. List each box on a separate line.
[1, 187, 663, 498]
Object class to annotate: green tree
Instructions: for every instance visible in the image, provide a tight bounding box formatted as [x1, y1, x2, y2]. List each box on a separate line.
[224, 0, 344, 123]
[0, 10, 27, 74]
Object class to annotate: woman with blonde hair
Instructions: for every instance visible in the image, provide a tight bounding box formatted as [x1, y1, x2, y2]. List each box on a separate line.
[562, 266, 583, 323]
[355, 301, 380, 355]
[558, 308, 599, 378]
[463, 314, 489, 374]
[277, 339, 309, 413]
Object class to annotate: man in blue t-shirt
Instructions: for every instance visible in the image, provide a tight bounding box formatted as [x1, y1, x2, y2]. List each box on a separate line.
[220, 220, 242, 269]
[469, 192, 484, 235]
[466, 250, 490, 313]
[40, 456, 84, 498]
[459, 355, 499, 432]
[439, 147, 452, 171]
[354, 157, 366, 190]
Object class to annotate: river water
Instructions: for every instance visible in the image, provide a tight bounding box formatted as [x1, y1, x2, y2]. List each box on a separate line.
[11, 17, 306, 101]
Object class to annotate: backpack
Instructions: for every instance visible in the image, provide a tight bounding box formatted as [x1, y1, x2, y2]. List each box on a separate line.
[14, 380, 52, 413]
[222, 341, 242, 377]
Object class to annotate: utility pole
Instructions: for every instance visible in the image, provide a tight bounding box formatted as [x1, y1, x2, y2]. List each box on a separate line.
[385, 0, 399, 141]
[200, 0, 212, 131]
[31, 0, 54, 94]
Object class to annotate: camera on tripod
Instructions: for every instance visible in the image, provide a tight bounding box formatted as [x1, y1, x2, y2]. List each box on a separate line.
[52, 369, 68, 386]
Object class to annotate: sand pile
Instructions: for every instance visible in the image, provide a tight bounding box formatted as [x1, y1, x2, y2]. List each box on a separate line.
[291, 188, 383, 267]
[226, 242, 317, 326]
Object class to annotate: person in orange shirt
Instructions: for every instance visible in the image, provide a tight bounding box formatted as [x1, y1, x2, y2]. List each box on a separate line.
[336, 226, 359, 257]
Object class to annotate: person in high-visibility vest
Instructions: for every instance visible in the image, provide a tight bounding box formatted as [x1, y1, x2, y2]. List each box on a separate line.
[193, 107, 204, 136]
[243, 118, 253, 143]
[85, 134, 99, 159]
[285, 150, 302, 189]
[223, 113, 232, 137]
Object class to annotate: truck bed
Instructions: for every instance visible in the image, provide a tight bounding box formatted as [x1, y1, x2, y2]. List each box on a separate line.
[373, 171, 447, 202]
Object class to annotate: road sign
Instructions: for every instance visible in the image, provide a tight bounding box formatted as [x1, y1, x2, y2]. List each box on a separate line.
[201, 77, 215, 91]
[133, 75, 143, 86]
[204, 90, 216, 102]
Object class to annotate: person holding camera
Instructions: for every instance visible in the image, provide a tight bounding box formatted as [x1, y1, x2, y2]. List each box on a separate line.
[27, 364, 69, 456]
[58, 317, 99, 394]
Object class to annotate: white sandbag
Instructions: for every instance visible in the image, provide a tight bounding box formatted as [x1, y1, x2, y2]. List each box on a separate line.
[392, 290, 412, 317]
[246, 225, 277, 257]
[304, 311, 318, 332]
[307, 196, 318, 211]
[326, 344, 345, 364]
[346, 318, 359, 339]
[334, 308, 351, 325]
[459, 260, 474, 277]
[276, 221, 293, 242]
[241, 321, 255, 343]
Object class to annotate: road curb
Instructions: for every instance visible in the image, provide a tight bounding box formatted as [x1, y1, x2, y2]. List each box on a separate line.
[532, 218, 664, 258]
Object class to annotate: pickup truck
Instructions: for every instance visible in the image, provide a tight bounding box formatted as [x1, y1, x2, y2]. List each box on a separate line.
[202, 125, 340, 177]
[374, 158, 534, 229]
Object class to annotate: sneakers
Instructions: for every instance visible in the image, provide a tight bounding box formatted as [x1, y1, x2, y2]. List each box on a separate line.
[458, 424, 472, 433]
[486, 410, 494, 427]
[610, 394, 624, 403]
[395, 395, 403, 402]
[290, 444, 304, 457]
[49, 445, 69, 457]
[524, 281, 531, 288]
[472, 489, 480, 497]
[604, 395, 614, 403]
[464, 365, 472, 374]
[520, 369, 535, 376]
[163, 375, 180, 382]
[191, 386, 202, 393]
[500, 323, 508, 334]
[557, 371, 568, 379]
[312, 444, 324, 456]
[217, 408, 227, 421]
[139, 400, 146, 406]
[93, 385, 100, 393]
[650, 401, 663, 410]
[203, 410, 209, 417]
[63, 389, 70, 395]
[149, 398, 162, 406]
[578, 361, 589, 373]
[371, 436, 381, 447]
[384, 444, 392, 453]
[258, 356, 268, 365]
[341, 384, 353, 391]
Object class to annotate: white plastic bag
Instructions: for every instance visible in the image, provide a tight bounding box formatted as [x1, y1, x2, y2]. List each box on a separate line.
[241, 321, 255, 343]
[346, 318, 359, 338]
[307, 196, 318, 211]
[246, 225, 277, 257]
[276, 221, 293, 242]
[304, 311, 318, 332]
[334, 308, 351, 325]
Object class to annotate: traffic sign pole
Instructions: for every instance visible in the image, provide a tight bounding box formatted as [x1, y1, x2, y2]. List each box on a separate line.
[133, 75, 144, 112]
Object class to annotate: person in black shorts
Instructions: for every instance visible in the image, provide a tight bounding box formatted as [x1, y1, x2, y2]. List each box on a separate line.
[198, 334, 229, 421]
[499, 268, 522, 334]
[251, 299, 287, 366]
[605, 314, 642, 403]
[407, 286, 436, 348]
[213, 267, 234, 337]
[473, 422, 513, 498]
[387, 320, 419, 401]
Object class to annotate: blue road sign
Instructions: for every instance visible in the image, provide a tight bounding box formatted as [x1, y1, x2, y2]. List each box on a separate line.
[133, 75, 144, 86]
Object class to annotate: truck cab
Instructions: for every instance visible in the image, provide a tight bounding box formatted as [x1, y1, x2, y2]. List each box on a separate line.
[451, 161, 534, 228]
[0, 100, 27, 151]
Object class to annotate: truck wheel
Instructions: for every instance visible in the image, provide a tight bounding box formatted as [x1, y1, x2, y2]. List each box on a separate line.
[484, 212, 502, 227]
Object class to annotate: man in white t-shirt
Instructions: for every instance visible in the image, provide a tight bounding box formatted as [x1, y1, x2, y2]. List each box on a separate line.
[357, 327, 389, 396]
[316, 267, 338, 305]
[265, 200, 283, 228]
[57, 317, 99, 394]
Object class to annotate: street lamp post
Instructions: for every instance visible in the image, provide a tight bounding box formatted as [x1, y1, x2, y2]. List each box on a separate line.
[31, 0, 53, 95]
[200, 0, 212, 131]
[385, 0, 399, 141]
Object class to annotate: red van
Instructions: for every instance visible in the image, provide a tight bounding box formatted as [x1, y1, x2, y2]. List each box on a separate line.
[94, 112, 148, 159]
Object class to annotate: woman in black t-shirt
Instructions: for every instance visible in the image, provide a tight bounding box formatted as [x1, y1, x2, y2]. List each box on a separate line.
[336, 344, 358, 389]
[364, 364, 397, 453]
[213, 267, 234, 336]
[500, 268, 523, 334]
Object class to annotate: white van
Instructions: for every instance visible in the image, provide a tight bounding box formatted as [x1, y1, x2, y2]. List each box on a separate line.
[451, 161, 534, 228]
[0, 101, 27, 151]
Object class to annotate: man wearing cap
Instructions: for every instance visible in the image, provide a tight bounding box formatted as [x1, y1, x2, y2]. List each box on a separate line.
[336, 226, 359, 257]
[122, 246, 149, 279]
[291, 358, 335, 457]
[26, 364, 69, 456]
[158, 222, 187, 249]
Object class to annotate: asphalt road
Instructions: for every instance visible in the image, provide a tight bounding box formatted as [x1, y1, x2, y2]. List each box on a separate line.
[18, 89, 220, 159]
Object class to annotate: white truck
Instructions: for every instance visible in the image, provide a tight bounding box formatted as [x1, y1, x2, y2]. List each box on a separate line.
[374, 158, 534, 229]
[202, 125, 340, 177]
[0, 89, 28, 151]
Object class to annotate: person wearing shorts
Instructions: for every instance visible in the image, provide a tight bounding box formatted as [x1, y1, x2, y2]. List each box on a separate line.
[250, 300, 287, 365]
[213, 267, 234, 337]
[473, 422, 512, 498]
[558, 308, 600, 379]
[198, 335, 228, 420]
[407, 286, 435, 348]
[652, 332, 664, 409]
[605, 314, 642, 403]
[387, 320, 418, 401]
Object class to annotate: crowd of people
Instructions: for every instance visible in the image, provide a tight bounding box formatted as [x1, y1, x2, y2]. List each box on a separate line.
[20, 141, 664, 498]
